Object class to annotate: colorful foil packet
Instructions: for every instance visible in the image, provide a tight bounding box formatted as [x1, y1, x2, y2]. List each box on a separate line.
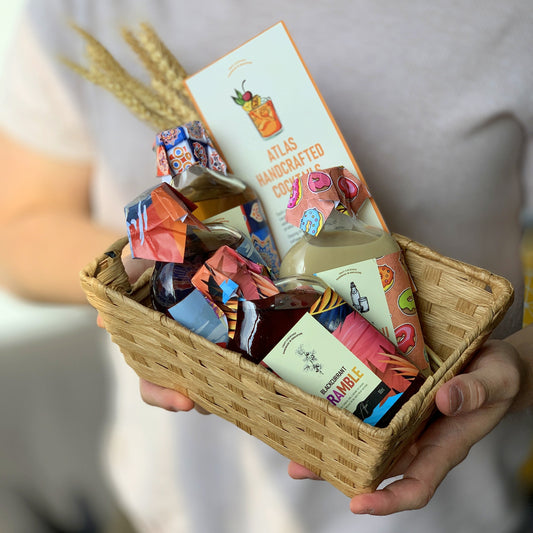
[125, 182, 206, 262]
[155, 121, 227, 180]
[286, 166, 371, 235]
[262, 288, 421, 427]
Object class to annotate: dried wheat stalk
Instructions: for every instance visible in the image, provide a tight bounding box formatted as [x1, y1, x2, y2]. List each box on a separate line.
[63, 22, 199, 131]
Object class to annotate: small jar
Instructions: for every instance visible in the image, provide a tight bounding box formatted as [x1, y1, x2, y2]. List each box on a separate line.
[151, 223, 264, 315]
[227, 276, 328, 364]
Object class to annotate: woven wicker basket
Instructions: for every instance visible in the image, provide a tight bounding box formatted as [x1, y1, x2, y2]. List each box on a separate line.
[80, 233, 513, 497]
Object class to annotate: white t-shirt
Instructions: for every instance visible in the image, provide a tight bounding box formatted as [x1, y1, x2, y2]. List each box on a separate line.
[1, 1, 532, 532]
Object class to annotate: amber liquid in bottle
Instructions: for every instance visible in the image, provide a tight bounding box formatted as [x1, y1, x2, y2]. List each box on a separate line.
[172, 166, 255, 220]
[172, 166, 281, 275]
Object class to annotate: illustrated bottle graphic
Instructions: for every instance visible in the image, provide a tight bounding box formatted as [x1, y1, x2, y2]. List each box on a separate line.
[350, 281, 369, 313]
[155, 121, 281, 275]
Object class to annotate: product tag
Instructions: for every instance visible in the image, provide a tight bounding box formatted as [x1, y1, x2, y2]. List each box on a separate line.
[316, 258, 395, 342]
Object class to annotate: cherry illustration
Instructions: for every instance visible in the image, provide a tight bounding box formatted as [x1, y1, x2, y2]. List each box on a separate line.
[242, 80, 252, 101]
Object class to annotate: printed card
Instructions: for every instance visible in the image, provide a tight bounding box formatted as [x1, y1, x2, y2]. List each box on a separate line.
[186, 22, 386, 257]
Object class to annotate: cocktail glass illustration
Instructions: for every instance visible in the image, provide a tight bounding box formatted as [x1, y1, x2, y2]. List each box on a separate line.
[247, 98, 282, 138]
[232, 81, 283, 139]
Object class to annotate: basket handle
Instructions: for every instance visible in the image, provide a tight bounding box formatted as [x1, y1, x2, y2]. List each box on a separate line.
[93, 236, 133, 294]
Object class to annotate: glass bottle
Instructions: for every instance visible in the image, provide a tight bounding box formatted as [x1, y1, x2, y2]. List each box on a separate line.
[172, 165, 254, 220]
[228, 275, 423, 428]
[172, 165, 281, 276]
[155, 121, 281, 275]
[227, 276, 328, 364]
[151, 223, 265, 316]
[280, 207, 400, 276]
[281, 199, 430, 376]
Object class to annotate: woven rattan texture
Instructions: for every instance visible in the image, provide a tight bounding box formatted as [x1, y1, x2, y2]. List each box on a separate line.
[80, 234, 513, 497]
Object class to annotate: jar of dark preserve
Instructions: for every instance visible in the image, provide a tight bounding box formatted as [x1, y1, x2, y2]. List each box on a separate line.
[227, 276, 329, 364]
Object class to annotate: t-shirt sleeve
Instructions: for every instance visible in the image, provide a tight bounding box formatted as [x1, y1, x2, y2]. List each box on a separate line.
[0, 14, 94, 162]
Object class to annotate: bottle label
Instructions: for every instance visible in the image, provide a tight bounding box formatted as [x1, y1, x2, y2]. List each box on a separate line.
[316, 257, 395, 342]
[205, 199, 281, 276]
[315, 251, 429, 374]
[262, 311, 405, 426]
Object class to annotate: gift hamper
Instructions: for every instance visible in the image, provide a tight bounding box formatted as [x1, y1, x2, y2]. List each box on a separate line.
[80, 233, 513, 497]
[72, 23, 514, 497]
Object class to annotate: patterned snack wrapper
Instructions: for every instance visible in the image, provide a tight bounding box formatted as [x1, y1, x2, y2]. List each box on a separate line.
[155, 121, 227, 180]
[376, 251, 430, 376]
[285, 166, 371, 236]
[125, 183, 206, 262]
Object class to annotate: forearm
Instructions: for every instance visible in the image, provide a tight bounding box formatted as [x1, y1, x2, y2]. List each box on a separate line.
[0, 211, 121, 304]
[505, 324, 533, 411]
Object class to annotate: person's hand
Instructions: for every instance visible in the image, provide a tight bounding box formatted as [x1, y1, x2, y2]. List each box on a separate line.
[96, 247, 203, 413]
[288, 339, 524, 515]
[95, 249, 153, 327]
[139, 378, 196, 412]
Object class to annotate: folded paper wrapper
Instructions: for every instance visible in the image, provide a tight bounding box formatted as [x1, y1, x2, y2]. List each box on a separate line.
[192, 246, 277, 302]
[124, 182, 206, 263]
[168, 289, 229, 345]
[285, 166, 371, 235]
[155, 121, 227, 181]
[190, 245, 278, 340]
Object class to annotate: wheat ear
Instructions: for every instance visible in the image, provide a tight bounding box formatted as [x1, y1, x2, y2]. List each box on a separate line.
[64, 22, 199, 130]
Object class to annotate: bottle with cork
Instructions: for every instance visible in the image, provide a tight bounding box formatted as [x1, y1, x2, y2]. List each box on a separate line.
[280, 166, 430, 377]
[154, 121, 281, 275]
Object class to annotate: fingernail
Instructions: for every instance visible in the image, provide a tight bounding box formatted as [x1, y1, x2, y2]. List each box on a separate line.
[351, 505, 375, 515]
[449, 385, 464, 415]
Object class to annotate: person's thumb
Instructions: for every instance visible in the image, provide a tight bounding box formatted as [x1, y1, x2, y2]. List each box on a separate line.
[434, 340, 520, 416]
